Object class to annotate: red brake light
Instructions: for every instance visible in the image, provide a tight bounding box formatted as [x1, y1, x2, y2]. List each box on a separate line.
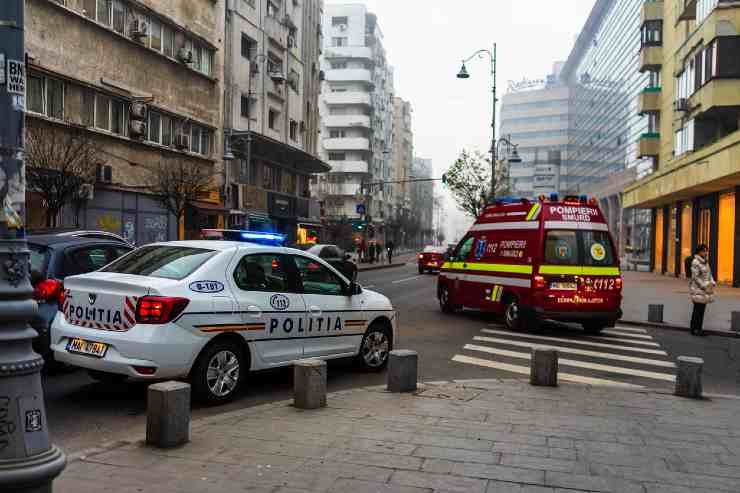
[33, 279, 63, 303]
[615, 277, 623, 291]
[136, 296, 190, 324]
[533, 275, 546, 290]
[418, 254, 424, 259]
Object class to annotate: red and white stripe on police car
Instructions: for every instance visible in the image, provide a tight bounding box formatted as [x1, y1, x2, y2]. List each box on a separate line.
[63, 295, 138, 332]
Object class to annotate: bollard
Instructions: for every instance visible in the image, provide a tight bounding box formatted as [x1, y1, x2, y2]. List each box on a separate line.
[731, 312, 740, 332]
[387, 350, 418, 393]
[294, 359, 327, 409]
[146, 381, 191, 448]
[648, 304, 664, 323]
[530, 348, 558, 387]
[675, 356, 703, 398]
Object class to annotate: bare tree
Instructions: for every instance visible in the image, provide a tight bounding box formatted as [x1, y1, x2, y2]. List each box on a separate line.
[147, 158, 214, 238]
[25, 123, 101, 227]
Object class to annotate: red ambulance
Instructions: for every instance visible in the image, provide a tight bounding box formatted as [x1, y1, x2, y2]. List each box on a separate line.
[438, 196, 622, 334]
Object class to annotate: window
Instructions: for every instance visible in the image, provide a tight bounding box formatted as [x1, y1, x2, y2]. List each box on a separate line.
[328, 152, 346, 161]
[267, 56, 282, 74]
[268, 109, 279, 130]
[289, 120, 298, 141]
[191, 125, 202, 154]
[697, 0, 719, 24]
[332, 37, 347, 47]
[161, 115, 172, 147]
[293, 256, 345, 296]
[110, 99, 127, 135]
[162, 25, 175, 57]
[331, 16, 348, 26]
[233, 254, 288, 292]
[289, 69, 300, 92]
[201, 129, 211, 156]
[65, 246, 130, 276]
[249, 160, 259, 186]
[640, 20, 662, 47]
[241, 34, 256, 59]
[455, 237, 475, 261]
[581, 231, 615, 266]
[263, 165, 274, 189]
[150, 19, 162, 51]
[96, 0, 112, 26]
[329, 130, 346, 138]
[27, 73, 45, 115]
[267, 0, 280, 18]
[330, 62, 347, 69]
[111, 0, 126, 34]
[148, 111, 161, 143]
[102, 246, 217, 280]
[544, 231, 579, 265]
[241, 94, 252, 118]
[82, 89, 95, 127]
[45, 78, 64, 119]
[186, 38, 214, 76]
[95, 94, 110, 131]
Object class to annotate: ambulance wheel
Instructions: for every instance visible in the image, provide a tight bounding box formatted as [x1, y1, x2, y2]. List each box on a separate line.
[503, 297, 522, 331]
[191, 340, 245, 405]
[583, 323, 605, 335]
[357, 324, 392, 371]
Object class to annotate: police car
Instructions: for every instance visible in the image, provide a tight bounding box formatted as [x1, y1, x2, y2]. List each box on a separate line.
[50, 232, 396, 403]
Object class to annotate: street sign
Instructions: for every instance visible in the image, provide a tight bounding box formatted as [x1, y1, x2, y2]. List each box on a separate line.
[6, 59, 25, 95]
[356, 204, 366, 215]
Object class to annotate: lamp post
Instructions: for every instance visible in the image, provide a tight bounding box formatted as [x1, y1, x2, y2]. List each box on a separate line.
[494, 134, 522, 196]
[0, 2, 67, 491]
[457, 44, 497, 199]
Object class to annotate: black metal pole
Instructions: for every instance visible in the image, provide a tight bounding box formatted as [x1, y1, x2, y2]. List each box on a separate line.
[0, 2, 66, 491]
[490, 43, 497, 200]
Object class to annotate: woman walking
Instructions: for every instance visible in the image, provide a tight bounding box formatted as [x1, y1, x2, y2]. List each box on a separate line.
[689, 244, 716, 336]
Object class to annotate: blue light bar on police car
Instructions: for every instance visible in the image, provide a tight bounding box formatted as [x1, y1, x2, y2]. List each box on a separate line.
[238, 231, 286, 246]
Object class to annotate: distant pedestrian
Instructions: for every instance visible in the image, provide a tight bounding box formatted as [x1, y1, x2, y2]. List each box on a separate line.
[689, 244, 716, 336]
[386, 241, 395, 264]
[369, 242, 376, 264]
[376, 243, 383, 263]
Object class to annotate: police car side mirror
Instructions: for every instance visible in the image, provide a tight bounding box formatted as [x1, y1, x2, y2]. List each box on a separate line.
[348, 282, 362, 296]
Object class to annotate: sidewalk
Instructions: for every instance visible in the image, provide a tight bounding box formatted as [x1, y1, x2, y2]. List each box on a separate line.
[57, 380, 740, 493]
[357, 252, 416, 272]
[621, 271, 739, 336]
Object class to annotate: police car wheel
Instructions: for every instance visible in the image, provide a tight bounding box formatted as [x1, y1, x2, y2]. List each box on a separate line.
[192, 342, 245, 404]
[358, 325, 391, 371]
[504, 299, 522, 331]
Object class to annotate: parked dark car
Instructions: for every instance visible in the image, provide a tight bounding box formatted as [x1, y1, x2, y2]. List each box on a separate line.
[305, 244, 358, 281]
[28, 234, 134, 368]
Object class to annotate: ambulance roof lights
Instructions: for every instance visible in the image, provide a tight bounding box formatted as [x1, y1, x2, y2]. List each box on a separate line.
[579, 195, 588, 203]
[549, 193, 559, 202]
[588, 197, 598, 206]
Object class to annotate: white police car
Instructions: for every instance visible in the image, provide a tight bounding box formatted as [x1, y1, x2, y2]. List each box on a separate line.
[50, 234, 396, 403]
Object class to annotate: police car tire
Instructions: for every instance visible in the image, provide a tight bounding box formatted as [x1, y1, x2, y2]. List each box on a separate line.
[191, 341, 246, 404]
[357, 324, 392, 371]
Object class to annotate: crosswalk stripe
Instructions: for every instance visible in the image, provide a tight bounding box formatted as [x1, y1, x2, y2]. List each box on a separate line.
[472, 336, 676, 368]
[480, 329, 668, 356]
[612, 326, 648, 333]
[600, 330, 654, 340]
[452, 354, 644, 389]
[464, 344, 676, 382]
[585, 335, 661, 348]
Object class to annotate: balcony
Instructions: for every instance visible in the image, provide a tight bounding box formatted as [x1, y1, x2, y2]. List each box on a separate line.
[323, 183, 361, 196]
[639, 45, 662, 72]
[264, 15, 287, 46]
[324, 92, 372, 106]
[325, 69, 374, 85]
[323, 46, 374, 60]
[641, 1, 664, 23]
[638, 87, 662, 114]
[324, 114, 371, 129]
[678, 0, 698, 21]
[689, 78, 740, 118]
[637, 133, 661, 158]
[328, 161, 370, 174]
[323, 138, 370, 151]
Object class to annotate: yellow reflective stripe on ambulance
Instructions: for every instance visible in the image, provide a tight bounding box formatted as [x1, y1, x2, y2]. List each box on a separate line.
[526, 203, 542, 221]
[539, 266, 621, 276]
[442, 262, 533, 274]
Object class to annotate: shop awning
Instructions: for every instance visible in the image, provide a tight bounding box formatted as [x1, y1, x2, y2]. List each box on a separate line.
[191, 201, 230, 216]
[230, 130, 331, 174]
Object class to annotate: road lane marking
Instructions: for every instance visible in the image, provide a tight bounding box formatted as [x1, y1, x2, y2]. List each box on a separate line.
[464, 344, 676, 382]
[451, 355, 644, 389]
[392, 276, 424, 284]
[472, 336, 676, 368]
[600, 330, 655, 340]
[583, 335, 661, 348]
[612, 326, 649, 333]
[480, 329, 668, 356]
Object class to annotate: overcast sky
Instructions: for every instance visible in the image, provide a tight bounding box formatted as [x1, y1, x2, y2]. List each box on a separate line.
[332, 0, 596, 242]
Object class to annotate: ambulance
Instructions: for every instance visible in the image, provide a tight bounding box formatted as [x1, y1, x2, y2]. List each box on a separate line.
[438, 195, 622, 333]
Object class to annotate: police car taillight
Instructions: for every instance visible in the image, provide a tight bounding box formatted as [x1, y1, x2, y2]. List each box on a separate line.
[136, 296, 190, 324]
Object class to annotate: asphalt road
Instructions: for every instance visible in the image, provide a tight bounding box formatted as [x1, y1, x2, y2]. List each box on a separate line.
[43, 262, 740, 454]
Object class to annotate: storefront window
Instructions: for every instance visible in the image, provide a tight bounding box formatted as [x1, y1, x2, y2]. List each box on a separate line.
[654, 208, 664, 273]
[717, 192, 735, 284]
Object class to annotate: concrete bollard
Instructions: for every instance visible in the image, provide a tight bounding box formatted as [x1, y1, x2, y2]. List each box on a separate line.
[731, 312, 740, 332]
[294, 359, 327, 409]
[146, 381, 191, 448]
[675, 356, 703, 398]
[530, 348, 558, 387]
[387, 350, 418, 393]
[648, 304, 664, 323]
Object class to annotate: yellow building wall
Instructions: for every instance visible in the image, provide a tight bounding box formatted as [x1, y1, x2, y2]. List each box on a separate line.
[654, 209, 664, 273]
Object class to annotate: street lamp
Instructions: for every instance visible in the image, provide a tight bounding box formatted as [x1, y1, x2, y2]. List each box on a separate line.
[457, 44, 498, 199]
[0, 1, 66, 491]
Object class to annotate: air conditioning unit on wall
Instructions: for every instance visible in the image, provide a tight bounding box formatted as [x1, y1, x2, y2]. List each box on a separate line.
[129, 120, 147, 137]
[178, 47, 193, 64]
[130, 102, 147, 120]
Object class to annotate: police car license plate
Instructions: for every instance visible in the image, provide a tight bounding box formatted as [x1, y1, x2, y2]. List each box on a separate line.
[66, 338, 108, 358]
[550, 282, 577, 290]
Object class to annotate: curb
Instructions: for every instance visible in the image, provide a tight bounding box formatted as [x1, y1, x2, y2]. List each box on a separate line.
[358, 262, 407, 273]
[620, 318, 739, 338]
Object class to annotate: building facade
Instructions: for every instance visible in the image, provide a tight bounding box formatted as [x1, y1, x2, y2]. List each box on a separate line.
[411, 157, 434, 248]
[314, 4, 395, 244]
[624, 0, 740, 286]
[391, 97, 413, 221]
[560, 0, 654, 263]
[223, 0, 328, 244]
[499, 63, 569, 197]
[25, 0, 226, 243]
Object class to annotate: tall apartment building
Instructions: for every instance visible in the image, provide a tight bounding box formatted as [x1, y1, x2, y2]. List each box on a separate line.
[411, 157, 434, 247]
[391, 97, 413, 222]
[314, 4, 395, 240]
[223, 0, 328, 243]
[25, 0, 225, 243]
[624, 0, 740, 286]
[499, 63, 569, 197]
[560, 0, 653, 262]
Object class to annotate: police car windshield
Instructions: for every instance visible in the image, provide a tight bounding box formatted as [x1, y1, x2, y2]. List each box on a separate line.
[545, 230, 615, 266]
[101, 245, 218, 280]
